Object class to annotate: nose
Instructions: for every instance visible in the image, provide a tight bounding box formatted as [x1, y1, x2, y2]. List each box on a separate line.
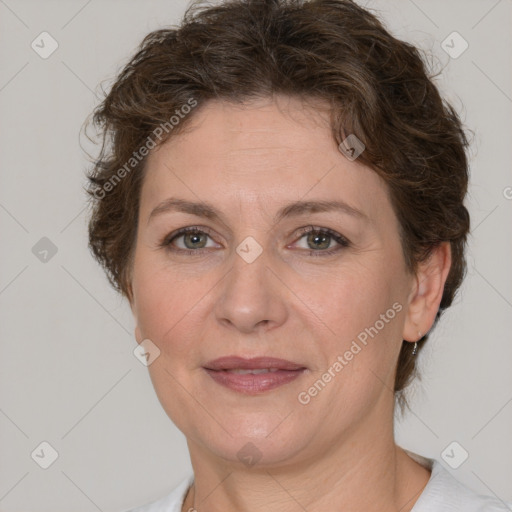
[213, 245, 289, 335]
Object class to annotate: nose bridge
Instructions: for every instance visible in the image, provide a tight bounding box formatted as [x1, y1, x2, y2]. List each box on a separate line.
[213, 236, 287, 333]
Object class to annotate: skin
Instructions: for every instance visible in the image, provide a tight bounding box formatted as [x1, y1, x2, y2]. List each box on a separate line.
[129, 95, 452, 512]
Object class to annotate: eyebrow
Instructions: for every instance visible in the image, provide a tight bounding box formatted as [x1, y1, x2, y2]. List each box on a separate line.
[147, 197, 368, 225]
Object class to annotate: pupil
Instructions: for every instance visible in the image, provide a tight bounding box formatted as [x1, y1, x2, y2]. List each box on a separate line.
[185, 232, 206, 249]
[309, 232, 329, 250]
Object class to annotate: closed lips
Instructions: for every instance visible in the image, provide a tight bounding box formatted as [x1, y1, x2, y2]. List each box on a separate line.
[203, 356, 307, 394]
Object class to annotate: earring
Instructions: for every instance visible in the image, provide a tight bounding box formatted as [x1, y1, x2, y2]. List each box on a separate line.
[412, 331, 422, 356]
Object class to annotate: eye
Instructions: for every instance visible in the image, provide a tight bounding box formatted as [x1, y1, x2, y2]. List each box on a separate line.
[161, 226, 219, 255]
[160, 225, 350, 258]
[291, 226, 350, 257]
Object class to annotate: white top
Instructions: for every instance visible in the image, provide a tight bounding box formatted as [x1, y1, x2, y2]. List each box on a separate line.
[126, 452, 512, 512]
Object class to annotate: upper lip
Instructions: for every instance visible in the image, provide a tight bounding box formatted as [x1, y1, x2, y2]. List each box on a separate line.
[203, 356, 306, 371]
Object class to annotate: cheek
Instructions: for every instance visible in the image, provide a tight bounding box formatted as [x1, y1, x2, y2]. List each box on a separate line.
[131, 258, 213, 360]
[300, 260, 405, 385]
[300, 269, 404, 406]
[304, 260, 399, 333]
[132, 265, 167, 335]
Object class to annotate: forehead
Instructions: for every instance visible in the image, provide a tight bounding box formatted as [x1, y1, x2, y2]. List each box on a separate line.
[140, 96, 391, 225]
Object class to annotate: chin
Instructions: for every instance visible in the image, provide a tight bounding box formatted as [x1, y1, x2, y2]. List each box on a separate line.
[190, 414, 316, 468]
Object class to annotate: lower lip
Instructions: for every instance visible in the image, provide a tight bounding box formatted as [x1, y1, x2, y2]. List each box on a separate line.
[203, 368, 306, 394]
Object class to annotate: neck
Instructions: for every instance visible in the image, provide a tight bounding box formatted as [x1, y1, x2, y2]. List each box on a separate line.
[182, 401, 431, 512]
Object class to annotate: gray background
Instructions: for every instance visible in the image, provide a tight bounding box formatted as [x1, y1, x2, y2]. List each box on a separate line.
[0, 0, 511, 510]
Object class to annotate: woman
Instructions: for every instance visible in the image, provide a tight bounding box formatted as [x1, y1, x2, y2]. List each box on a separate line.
[85, 0, 511, 510]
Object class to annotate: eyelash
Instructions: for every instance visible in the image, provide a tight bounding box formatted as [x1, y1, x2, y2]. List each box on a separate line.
[160, 225, 350, 258]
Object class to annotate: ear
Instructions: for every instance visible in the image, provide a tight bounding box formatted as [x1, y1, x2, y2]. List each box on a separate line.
[402, 242, 452, 342]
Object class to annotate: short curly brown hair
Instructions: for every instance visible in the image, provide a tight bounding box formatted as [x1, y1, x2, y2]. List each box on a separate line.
[84, 0, 470, 411]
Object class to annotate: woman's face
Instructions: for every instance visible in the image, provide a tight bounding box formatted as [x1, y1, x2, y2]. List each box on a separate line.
[130, 96, 419, 466]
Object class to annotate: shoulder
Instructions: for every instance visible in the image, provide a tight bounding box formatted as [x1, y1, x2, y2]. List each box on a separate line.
[412, 456, 512, 512]
[124, 474, 194, 512]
